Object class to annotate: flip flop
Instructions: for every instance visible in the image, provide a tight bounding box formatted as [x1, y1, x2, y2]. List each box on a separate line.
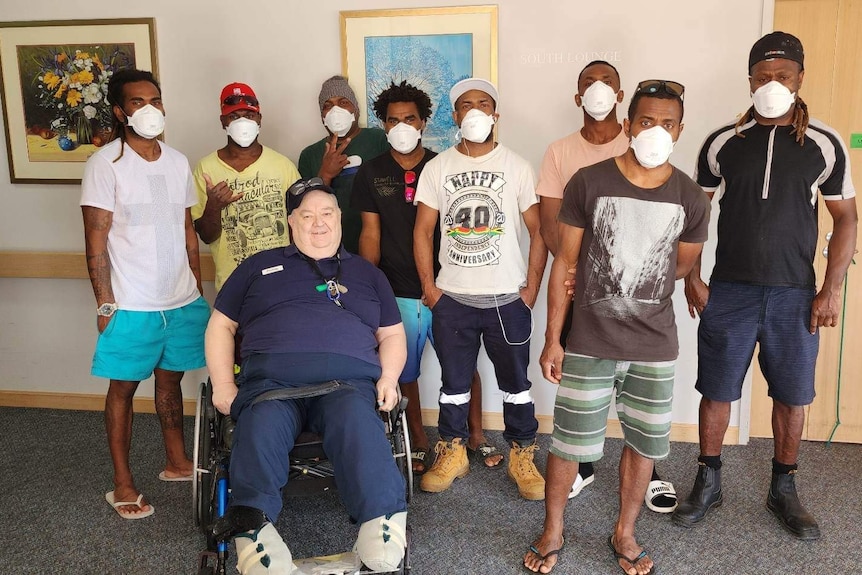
[158, 470, 193, 482]
[524, 536, 564, 573]
[645, 479, 677, 513]
[608, 535, 656, 575]
[410, 449, 431, 475]
[105, 490, 155, 520]
[468, 442, 504, 469]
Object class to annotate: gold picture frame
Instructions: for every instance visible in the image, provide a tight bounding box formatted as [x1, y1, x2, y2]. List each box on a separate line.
[340, 6, 498, 152]
[0, 18, 157, 184]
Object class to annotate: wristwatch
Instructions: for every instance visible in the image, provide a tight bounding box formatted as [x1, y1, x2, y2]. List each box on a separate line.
[97, 302, 119, 317]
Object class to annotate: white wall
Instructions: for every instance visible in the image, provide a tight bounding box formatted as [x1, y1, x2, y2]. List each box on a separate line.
[0, 0, 771, 429]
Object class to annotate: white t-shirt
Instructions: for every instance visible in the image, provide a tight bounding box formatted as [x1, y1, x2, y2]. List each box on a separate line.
[80, 139, 199, 311]
[414, 143, 538, 295]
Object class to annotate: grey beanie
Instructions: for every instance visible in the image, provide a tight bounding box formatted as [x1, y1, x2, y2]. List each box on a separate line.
[318, 75, 359, 112]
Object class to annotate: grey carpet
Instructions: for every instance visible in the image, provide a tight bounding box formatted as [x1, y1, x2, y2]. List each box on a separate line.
[1, 406, 861, 574]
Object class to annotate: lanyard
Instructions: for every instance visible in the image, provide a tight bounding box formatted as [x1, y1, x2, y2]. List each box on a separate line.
[299, 250, 346, 309]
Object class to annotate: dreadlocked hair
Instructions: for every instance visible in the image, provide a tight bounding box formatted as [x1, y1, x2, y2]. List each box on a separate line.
[105, 69, 161, 162]
[734, 97, 809, 146]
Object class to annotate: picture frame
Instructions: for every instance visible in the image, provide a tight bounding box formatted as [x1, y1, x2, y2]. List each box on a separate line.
[340, 6, 498, 152]
[0, 18, 157, 184]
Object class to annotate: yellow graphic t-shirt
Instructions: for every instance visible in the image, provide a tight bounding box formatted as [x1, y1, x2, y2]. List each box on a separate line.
[192, 146, 300, 290]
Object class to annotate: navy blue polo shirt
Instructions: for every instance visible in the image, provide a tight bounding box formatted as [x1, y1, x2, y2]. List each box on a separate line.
[696, 117, 855, 288]
[215, 245, 401, 365]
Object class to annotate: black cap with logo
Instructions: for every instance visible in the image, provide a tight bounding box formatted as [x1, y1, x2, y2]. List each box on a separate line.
[749, 31, 804, 72]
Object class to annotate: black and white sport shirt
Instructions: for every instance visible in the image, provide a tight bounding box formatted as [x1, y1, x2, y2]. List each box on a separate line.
[696, 118, 855, 288]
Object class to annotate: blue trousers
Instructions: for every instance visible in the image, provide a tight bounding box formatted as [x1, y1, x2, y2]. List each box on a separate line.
[229, 353, 407, 523]
[432, 295, 538, 443]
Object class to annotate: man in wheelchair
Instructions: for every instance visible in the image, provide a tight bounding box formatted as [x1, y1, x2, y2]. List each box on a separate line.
[205, 177, 409, 574]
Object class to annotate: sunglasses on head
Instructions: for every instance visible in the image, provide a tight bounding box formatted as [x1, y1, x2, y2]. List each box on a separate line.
[222, 94, 259, 108]
[287, 177, 326, 197]
[404, 171, 416, 203]
[635, 80, 685, 100]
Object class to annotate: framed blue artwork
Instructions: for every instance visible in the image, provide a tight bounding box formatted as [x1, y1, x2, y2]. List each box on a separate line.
[340, 6, 498, 152]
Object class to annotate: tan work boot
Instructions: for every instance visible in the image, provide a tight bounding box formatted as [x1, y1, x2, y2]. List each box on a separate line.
[420, 438, 469, 493]
[508, 441, 545, 500]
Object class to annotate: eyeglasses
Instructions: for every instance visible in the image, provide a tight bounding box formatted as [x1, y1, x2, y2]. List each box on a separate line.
[635, 80, 685, 100]
[404, 171, 416, 203]
[288, 177, 326, 197]
[222, 94, 259, 108]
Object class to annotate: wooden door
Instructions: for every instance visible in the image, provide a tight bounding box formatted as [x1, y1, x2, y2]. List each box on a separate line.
[750, 0, 862, 442]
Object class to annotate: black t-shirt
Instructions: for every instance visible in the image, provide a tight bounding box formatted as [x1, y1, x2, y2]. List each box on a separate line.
[351, 149, 439, 298]
[696, 118, 855, 288]
[558, 158, 710, 361]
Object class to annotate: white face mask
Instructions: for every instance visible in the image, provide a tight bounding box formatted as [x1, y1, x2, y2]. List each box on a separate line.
[126, 104, 165, 139]
[226, 117, 260, 148]
[581, 81, 618, 121]
[630, 126, 675, 169]
[751, 81, 796, 119]
[459, 108, 495, 143]
[386, 122, 422, 154]
[323, 105, 355, 137]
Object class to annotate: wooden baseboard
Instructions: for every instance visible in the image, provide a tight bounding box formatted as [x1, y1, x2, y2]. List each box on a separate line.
[0, 390, 198, 416]
[0, 251, 215, 281]
[0, 390, 739, 444]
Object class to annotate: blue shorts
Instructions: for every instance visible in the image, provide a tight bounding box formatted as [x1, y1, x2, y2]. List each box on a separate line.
[396, 297, 434, 383]
[92, 296, 210, 381]
[696, 281, 818, 406]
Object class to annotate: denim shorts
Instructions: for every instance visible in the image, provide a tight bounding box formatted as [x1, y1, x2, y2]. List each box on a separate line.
[696, 281, 818, 406]
[396, 297, 434, 383]
[92, 296, 210, 381]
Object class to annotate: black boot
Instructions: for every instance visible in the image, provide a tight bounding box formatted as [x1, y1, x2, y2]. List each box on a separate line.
[767, 471, 821, 540]
[672, 462, 723, 527]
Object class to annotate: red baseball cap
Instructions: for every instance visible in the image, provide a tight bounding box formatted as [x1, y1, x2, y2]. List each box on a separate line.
[220, 82, 260, 116]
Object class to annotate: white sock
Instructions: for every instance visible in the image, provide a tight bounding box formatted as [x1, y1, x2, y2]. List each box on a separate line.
[235, 523, 294, 575]
[354, 512, 407, 572]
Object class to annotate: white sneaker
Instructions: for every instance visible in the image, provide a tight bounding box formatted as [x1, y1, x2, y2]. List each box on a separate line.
[354, 511, 407, 572]
[568, 472, 595, 499]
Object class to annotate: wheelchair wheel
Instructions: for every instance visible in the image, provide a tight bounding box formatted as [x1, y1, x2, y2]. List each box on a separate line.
[192, 380, 214, 528]
[391, 408, 413, 503]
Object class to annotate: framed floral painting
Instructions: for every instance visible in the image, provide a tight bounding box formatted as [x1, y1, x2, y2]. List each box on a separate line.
[340, 6, 497, 152]
[0, 18, 157, 184]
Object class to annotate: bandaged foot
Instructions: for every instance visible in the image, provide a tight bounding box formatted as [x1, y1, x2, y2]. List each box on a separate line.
[235, 523, 295, 574]
[354, 511, 407, 572]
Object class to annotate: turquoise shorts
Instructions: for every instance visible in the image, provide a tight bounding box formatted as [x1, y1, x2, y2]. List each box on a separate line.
[92, 296, 210, 381]
[396, 297, 434, 383]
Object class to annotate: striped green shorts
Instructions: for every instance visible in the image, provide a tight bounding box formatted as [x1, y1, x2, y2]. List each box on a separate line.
[550, 353, 674, 462]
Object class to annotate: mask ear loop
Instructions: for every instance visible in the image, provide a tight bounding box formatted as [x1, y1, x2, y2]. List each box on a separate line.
[493, 293, 533, 346]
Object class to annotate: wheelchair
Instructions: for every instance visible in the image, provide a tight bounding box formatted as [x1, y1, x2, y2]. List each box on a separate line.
[193, 378, 413, 574]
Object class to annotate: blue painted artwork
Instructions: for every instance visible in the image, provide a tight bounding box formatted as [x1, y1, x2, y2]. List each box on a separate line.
[365, 34, 472, 152]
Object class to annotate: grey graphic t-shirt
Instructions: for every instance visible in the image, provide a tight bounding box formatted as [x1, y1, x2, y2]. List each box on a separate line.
[558, 158, 710, 361]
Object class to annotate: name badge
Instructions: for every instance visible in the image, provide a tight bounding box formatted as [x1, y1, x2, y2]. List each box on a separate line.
[261, 265, 284, 276]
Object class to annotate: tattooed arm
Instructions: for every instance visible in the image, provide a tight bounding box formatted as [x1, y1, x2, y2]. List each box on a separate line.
[185, 208, 203, 295]
[82, 206, 115, 333]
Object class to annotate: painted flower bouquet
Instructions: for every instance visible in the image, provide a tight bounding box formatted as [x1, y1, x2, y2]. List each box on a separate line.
[30, 46, 121, 148]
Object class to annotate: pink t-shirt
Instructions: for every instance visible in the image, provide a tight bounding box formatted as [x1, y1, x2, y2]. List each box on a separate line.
[535, 128, 630, 199]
